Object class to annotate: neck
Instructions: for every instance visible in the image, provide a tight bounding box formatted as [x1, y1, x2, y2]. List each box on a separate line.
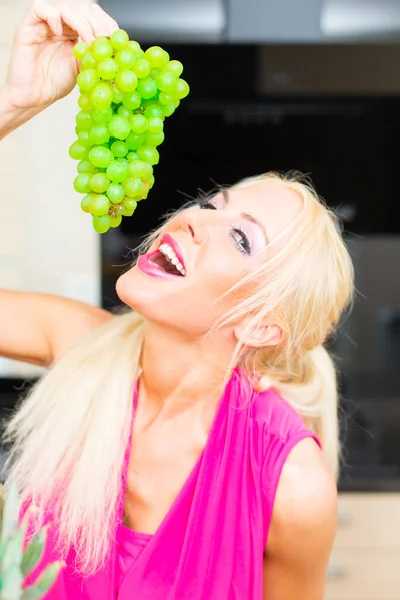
[139, 321, 236, 414]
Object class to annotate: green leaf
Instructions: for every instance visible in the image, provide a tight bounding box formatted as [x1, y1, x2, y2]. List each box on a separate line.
[0, 564, 23, 600]
[0, 482, 20, 559]
[21, 528, 48, 578]
[21, 562, 64, 600]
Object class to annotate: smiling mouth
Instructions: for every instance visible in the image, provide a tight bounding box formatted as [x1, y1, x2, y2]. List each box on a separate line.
[148, 243, 186, 276]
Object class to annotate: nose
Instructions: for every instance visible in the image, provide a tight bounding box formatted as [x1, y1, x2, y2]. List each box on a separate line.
[180, 210, 207, 245]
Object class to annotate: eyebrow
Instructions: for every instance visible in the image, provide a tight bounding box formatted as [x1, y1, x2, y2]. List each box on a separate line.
[221, 188, 269, 245]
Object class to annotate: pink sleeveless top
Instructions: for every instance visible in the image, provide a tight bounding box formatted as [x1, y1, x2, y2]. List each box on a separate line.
[23, 370, 320, 599]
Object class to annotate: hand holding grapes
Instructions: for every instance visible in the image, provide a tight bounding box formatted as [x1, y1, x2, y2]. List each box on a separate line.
[4, 0, 118, 113]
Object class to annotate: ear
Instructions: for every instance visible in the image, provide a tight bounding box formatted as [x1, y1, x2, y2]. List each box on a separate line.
[233, 317, 285, 349]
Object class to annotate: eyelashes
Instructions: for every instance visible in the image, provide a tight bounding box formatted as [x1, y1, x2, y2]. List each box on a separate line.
[199, 199, 252, 255]
[198, 199, 217, 210]
[230, 228, 251, 255]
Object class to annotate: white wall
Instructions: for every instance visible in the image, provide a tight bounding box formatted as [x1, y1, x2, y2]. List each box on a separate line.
[0, 0, 100, 377]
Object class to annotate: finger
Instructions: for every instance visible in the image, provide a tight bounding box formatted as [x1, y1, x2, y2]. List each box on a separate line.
[90, 4, 119, 36]
[23, 0, 64, 37]
[77, 2, 111, 39]
[57, 2, 96, 44]
[78, 3, 119, 39]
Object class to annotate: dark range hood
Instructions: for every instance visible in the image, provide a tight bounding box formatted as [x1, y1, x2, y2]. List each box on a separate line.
[99, 0, 400, 44]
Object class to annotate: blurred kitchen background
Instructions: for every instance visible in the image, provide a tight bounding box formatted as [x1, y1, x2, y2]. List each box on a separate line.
[1, 0, 400, 597]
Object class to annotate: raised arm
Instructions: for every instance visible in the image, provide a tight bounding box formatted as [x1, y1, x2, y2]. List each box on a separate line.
[0, 290, 111, 367]
[0, 2, 118, 366]
[0, 0, 118, 138]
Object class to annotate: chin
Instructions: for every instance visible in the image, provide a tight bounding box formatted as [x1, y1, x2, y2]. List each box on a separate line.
[116, 266, 147, 312]
[116, 265, 173, 323]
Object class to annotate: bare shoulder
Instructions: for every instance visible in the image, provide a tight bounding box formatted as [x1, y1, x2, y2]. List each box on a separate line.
[263, 439, 337, 598]
[49, 296, 113, 363]
[267, 437, 337, 560]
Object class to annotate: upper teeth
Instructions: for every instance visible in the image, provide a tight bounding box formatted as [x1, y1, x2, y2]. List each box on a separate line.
[159, 243, 186, 276]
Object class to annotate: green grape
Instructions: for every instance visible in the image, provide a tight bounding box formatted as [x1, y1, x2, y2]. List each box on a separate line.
[137, 78, 157, 99]
[144, 104, 164, 119]
[128, 40, 141, 53]
[159, 91, 174, 106]
[78, 160, 98, 174]
[77, 69, 100, 92]
[123, 177, 144, 198]
[89, 124, 110, 145]
[145, 130, 165, 146]
[125, 131, 146, 150]
[89, 146, 114, 168]
[122, 91, 141, 110]
[112, 86, 124, 104]
[107, 183, 125, 204]
[93, 214, 112, 233]
[76, 110, 93, 130]
[115, 48, 136, 69]
[117, 105, 133, 120]
[74, 173, 92, 194]
[92, 37, 114, 61]
[176, 78, 190, 99]
[108, 116, 131, 140]
[115, 70, 138, 92]
[164, 60, 184, 78]
[144, 46, 169, 69]
[115, 204, 126, 216]
[161, 102, 176, 117]
[73, 41, 89, 61]
[90, 195, 111, 216]
[98, 58, 119, 80]
[72, 38, 189, 231]
[147, 117, 163, 134]
[69, 141, 90, 160]
[130, 114, 148, 133]
[91, 82, 113, 110]
[137, 145, 159, 165]
[128, 160, 152, 179]
[111, 29, 130, 50]
[106, 160, 129, 183]
[90, 172, 110, 193]
[111, 141, 129, 158]
[122, 206, 136, 217]
[78, 94, 93, 111]
[92, 106, 113, 124]
[110, 214, 122, 228]
[77, 130, 91, 147]
[142, 180, 150, 196]
[81, 52, 97, 69]
[124, 198, 139, 211]
[155, 72, 177, 93]
[133, 58, 151, 79]
[81, 194, 93, 213]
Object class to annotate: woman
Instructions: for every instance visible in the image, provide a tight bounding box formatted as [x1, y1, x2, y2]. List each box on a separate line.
[0, 2, 354, 599]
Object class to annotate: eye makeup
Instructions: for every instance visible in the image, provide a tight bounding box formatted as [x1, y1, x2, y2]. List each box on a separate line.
[199, 196, 253, 256]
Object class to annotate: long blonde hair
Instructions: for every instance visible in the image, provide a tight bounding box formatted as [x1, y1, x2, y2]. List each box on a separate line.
[3, 172, 354, 575]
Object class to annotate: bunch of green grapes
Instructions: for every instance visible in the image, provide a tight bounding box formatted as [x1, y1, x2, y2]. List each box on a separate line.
[69, 30, 190, 234]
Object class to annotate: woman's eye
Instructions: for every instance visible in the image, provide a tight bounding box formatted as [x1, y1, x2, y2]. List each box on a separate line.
[231, 228, 251, 255]
[199, 200, 217, 210]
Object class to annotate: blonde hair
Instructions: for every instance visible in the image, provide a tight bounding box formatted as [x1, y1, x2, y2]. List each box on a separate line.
[3, 172, 354, 576]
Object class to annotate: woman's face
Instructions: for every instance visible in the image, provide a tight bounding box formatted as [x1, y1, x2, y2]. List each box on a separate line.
[116, 178, 302, 337]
